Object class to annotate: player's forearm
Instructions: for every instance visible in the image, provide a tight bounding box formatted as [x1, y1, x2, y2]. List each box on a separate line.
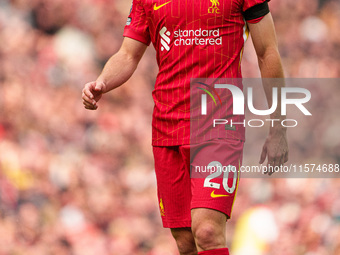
[258, 46, 284, 79]
[259, 47, 286, 133]
[96, 50, 139, 93]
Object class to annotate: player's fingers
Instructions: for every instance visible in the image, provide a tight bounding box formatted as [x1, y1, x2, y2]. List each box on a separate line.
[82, 91, 97, 106]
[84, 81, 98, 96]
[267, 159, 277, 176]
[281, 150, 287, 165]
[83, 100, 95, 109]
[266, 153, 279, 175]
[84, 105, 98, 110]
[267, 152, 277, 166]
[82, 92, 97, 107]
[269, 151, 286, 175]
[276, 149, 287, 167]
[275, 152, 283, 166]
[259, 145, 267, 164]
[83, 100, 98, 110]
[284, 150, 289, 163]
[83, 86, 94, 100]
[272, 156, 282, 176]
[82, 91, 91, 102]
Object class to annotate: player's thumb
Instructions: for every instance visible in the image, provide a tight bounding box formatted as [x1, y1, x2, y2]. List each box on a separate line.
[94, 81, 105, 92]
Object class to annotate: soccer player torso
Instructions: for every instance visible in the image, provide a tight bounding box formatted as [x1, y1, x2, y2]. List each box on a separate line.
[124, 0, 262, 146]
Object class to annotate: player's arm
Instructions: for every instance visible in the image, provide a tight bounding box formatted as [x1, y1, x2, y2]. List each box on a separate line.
[248, 13, 288, 172]
[82, 37, 147, 110]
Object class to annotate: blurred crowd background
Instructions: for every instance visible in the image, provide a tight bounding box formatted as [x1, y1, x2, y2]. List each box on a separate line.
[0, 0, 339, 254]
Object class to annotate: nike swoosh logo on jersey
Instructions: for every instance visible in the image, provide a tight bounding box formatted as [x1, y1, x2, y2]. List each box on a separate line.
[210, 190, 230, 198]
[154, 1, 172, 11]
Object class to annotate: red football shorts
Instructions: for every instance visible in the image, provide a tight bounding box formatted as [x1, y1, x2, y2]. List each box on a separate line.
[153, 139, 244, 228]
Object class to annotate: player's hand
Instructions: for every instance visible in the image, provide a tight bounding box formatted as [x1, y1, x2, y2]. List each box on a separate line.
[82, 81, 106, 110]
[259, 128, 288, 175]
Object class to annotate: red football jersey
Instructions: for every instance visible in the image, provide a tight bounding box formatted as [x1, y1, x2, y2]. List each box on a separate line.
[123, 0, 268, 146]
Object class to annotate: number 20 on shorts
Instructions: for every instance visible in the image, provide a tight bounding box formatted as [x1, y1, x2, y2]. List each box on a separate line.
[203, 161, 239, 194]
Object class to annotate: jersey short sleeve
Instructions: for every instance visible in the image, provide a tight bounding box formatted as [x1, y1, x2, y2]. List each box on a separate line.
[242, 0, 269, 12]
[123, 0, 151, 45]
[242, 0, 270, 24]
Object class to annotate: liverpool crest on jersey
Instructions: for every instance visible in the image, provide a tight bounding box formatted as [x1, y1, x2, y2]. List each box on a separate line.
[208, 0, 220, 14]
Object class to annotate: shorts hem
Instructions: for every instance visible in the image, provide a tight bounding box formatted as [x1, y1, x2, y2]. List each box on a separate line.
[162, 220, 192, 228]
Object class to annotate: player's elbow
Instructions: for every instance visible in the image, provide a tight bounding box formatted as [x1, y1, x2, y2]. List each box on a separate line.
[257, 45, 280, 64]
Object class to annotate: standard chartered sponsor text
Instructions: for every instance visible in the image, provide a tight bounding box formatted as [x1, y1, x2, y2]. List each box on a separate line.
[173, 29, 222, 46]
